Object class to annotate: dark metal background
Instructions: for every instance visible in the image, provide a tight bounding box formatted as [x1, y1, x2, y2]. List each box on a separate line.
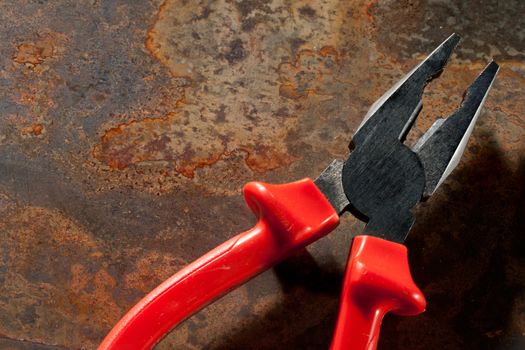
[0, 1, 523, 349]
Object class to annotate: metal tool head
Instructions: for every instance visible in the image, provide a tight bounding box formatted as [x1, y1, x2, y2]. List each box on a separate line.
[315, 34, 499, 243]
[351, 33, 461, 147]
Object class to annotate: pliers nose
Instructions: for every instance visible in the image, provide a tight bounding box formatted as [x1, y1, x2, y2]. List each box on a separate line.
[351, 33, 462, 146]
[340, 33, 499, 242]
[415, 60, 499, 196]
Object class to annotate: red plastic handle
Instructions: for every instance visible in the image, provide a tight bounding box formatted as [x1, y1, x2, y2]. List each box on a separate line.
[98, 178, 339, 350]
[330, 235, 426, 350]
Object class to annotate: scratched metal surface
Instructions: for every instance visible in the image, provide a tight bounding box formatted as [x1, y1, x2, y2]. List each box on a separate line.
[0, 0, 523, 349]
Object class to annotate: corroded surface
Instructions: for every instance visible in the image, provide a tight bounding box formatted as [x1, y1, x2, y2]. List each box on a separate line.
[0, 0, 523, 349]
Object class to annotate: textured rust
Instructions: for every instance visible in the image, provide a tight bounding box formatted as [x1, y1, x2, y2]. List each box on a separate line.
[278, 47, 341, 100]
[13, 35, 58, 66]
[0, 0, 524, 349]
[20, 123, 44, 137]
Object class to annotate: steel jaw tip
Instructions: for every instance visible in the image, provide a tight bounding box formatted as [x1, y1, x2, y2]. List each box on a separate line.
[352, 33, 461, 147]
[414, 60, 500, 197]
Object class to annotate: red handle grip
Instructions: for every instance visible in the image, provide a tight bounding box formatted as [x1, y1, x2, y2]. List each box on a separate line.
[330, 235, 426, 350]
[99, 178, 339, 350]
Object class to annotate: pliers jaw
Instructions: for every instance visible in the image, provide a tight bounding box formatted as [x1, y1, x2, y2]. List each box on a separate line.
[352, 33, 462, 146]
[316, 33, 499, 242]
[414, 60, 499, 196]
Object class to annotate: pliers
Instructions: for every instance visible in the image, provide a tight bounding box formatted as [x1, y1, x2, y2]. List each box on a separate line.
[98, 34, 498, 350]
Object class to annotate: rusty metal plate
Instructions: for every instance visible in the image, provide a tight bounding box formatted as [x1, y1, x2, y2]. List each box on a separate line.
[0, 0, 523, 349]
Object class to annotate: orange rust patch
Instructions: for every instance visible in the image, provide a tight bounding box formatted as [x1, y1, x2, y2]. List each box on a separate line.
[13, 43, 52, 65]
[278, 47, 341, 100]
[364, 0, 378, 21]
[13, 36, 56, 65]
[66, 266, 121, 333]
[93, 112, 231, 177]
[279, 83, 310, 100]
[0, 206, 118, 348]
[98, 0, 376, 190]
[319, 45, 340, 63]
[93, 114, 176, 170]
[123, 251, 186, 293]
[241, 145, 294, 173]
[145, 0, 193, 80]
[21, 123, 45, 137]
[31, 123, 44, 135]
[175, 153, 224, 178]
[93, 110, 296, 178]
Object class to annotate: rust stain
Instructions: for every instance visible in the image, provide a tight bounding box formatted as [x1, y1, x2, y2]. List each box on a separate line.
[278, 46, 341, 100]
[13, 43, 53, 65]
[0, 206, 117, 349]
[93, 115, 173, 170]
[8, 68, 60, 144]
[95, 0, 347, 182]
[93, 110, 295, 178]
[13, 34, 61, 66]
[145, 0, 194, 80]
[319, 45, 340, 62]
[176, 153, 224, 178]
[92, 112, 227, 177]
[68, 266, 120, 330]
[129, 0, 380, 185]
[242, 144, 294, 173]
[123, 251, 186, 293]
[31, 123, 43, 136]
[89, 0, 391, 194]
[20, 123, 44, 137]
[279, 83, 308, 100]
